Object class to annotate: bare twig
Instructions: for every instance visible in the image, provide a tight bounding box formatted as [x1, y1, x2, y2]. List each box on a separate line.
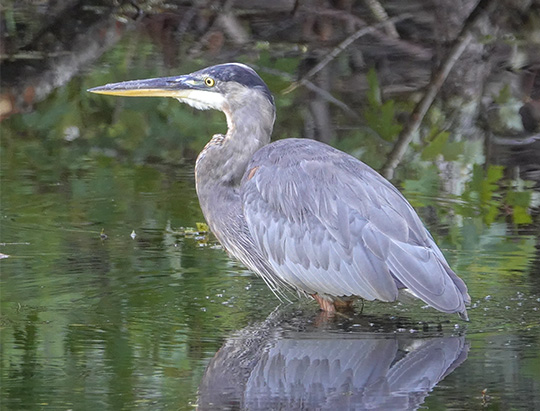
[217, 13, 249, 45]
[304, 80, 359, 118]
[0, 51, 71, 60]
[283, 13, 411, 94]
[381, 0, 496, 180]
[312, 9, 431, 60]
[364, 0, 399, 38]
[253, 65, 359, 118]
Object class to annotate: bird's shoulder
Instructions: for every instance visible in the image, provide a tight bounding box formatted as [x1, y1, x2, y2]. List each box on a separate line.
[246, 138, 366, 170]
[241, 138, 404, 213]
[240, 138, 429, 247]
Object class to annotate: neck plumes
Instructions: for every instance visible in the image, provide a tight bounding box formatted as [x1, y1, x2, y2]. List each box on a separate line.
[195, 89, 275, 189]
[193, 87, 275, 253]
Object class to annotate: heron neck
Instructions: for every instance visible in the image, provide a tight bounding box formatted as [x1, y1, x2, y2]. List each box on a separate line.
[196, 99, 275, 189]
[194, 100, 274, 246]
[223, 104, 273, 183]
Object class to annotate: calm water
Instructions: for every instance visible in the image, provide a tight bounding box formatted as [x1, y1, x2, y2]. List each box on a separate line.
[1, 20, 540, 408]
[1, 144, 539, 410]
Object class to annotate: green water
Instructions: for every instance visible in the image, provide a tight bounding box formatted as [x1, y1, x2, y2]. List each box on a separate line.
[1, 42, 540, 409]
[1, 134, 539, 409]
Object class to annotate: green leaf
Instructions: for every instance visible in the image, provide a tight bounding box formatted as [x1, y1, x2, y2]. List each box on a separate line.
[484, 203, 499, 225]
[486, 164, 504, 184]
[366, 68, 381, 108]
[494, 84, 512, 105]
[442, 141, 464, 161]
[421, 131, 449, 160]
[505, 190, 533, 225]
[506, 190, 532, 208]
[363, 68, 403, 141]
[512, 205, 533, 224]
[402, 166, 441, 207]
[364, 100, 402, 141]
[459, 164, 507, 225]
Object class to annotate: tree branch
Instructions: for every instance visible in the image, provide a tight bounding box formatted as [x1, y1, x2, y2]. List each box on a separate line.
[283, 13, 411, 94]
[381, 0, 496, 180]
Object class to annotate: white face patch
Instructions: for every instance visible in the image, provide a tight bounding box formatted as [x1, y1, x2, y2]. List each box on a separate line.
[175, 89, 225, 111]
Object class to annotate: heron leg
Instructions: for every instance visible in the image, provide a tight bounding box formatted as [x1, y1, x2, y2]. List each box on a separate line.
[311, 294, 356, 312]
[311, 294, 336, 312]
[334, 298, 356, 311]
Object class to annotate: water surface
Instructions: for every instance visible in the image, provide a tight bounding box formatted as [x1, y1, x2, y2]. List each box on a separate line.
[1, 145, 539, 409]
[2, 13, 540, 408]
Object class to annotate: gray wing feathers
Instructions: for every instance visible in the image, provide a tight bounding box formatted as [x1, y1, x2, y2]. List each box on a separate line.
[387, 242, 466, 313]
[241, 139, 469, 313]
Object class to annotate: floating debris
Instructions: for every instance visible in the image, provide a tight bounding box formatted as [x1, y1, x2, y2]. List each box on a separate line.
[130, 230, 136, 239]
[164, 220, 215, 247]
[100, 228, 108, 240]
[196, 222, 209, 233]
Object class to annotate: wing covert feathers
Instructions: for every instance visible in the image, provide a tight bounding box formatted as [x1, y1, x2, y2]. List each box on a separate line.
[241, 139, 470, 317]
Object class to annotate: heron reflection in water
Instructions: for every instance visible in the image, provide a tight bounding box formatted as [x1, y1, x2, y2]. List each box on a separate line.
[89, 63, 470, 319]
[197, 311, 469, 410]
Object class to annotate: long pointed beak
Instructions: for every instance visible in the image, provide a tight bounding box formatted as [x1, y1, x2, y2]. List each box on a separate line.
[88, 75, 200, 98]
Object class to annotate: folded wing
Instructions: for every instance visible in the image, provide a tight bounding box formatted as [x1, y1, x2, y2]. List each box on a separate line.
[241, 139, 470, 315]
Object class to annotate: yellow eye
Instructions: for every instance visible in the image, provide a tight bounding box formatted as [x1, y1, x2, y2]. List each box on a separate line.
[204, 77, 215, 87]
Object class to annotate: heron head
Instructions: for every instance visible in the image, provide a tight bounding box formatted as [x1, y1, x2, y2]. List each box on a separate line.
[88, 63, 274, 113]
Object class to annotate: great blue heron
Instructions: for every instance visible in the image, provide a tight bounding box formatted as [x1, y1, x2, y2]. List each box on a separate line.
[89, 63, 470, 320]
